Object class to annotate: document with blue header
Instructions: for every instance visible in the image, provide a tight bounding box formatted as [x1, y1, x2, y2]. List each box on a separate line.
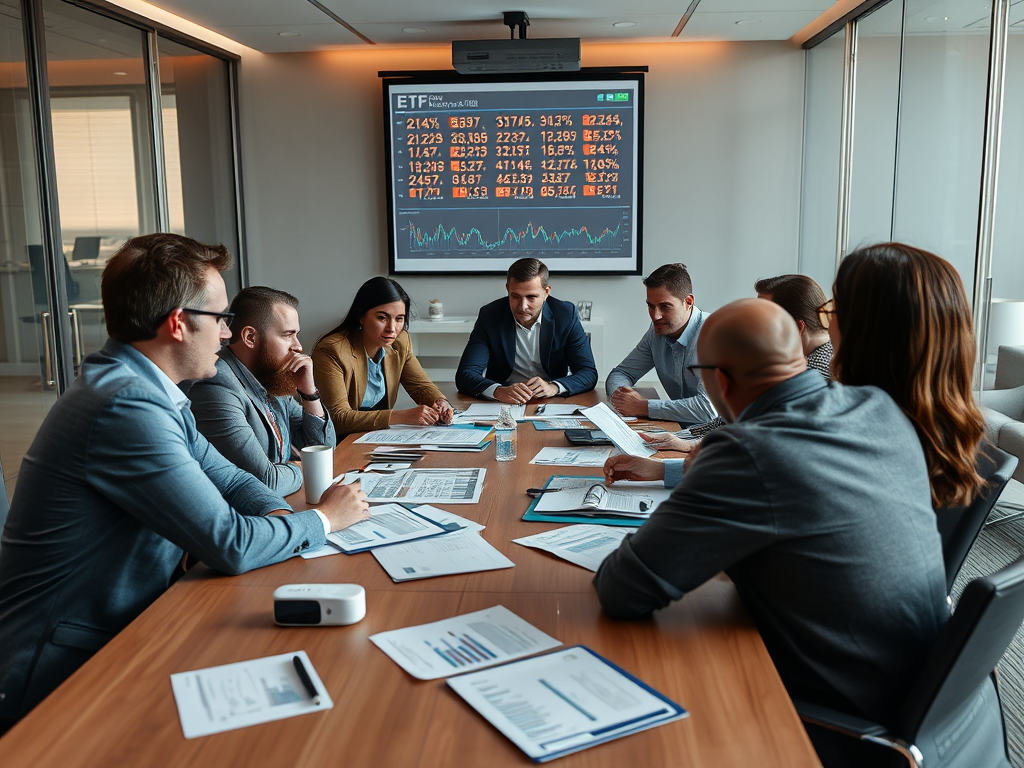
[447, 646, 687, 762]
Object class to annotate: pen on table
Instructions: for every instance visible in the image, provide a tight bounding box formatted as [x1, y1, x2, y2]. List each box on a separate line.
[292, 655, 321, 705]
[527, 487, 562, 497]
[536, 404, 546, 415]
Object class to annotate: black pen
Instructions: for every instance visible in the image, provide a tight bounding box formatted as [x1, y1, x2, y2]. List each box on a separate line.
[293, 655, 321, 706]
[536, 404, 546, 415]
[527, 487, 563, 496]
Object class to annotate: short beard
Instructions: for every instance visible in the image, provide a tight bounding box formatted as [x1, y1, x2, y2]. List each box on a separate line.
[250, 344, 295, 398]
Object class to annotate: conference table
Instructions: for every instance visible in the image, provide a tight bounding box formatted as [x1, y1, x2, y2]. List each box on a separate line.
[0, 387, 821, 767]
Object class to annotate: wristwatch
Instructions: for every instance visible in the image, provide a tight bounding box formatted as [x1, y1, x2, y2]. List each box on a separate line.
[297, 388, 321, 401]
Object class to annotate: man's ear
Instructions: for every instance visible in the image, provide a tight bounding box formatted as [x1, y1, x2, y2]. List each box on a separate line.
[543, 284, 551, 297]
[239, 325, 258, 348]
[715, 368, 733, 399]
[162, 308, 188, 342]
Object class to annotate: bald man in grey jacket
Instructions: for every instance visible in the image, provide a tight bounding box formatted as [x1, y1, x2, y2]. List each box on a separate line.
[595, 298, 1006, 768]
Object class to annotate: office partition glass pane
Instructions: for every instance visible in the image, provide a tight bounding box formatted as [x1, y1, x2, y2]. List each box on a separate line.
[847, 0, 903, 250]
[0, 0, 57, 501]
[799, 26, 846, 291]
[158, 36, 241, 296]
[42, 0, 158, 365]
[892, 1, 991, 299]
[986, 7, 1024, 389]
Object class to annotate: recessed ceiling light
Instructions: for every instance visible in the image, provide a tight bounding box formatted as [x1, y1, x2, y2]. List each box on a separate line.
[277, 31, 301, 37]
[735, 18, 761, 26]
[112, 71, 128, 76]
[612, 21, 637, 28]
[403, 27, 426, 33]
[924, 16, 951, 21]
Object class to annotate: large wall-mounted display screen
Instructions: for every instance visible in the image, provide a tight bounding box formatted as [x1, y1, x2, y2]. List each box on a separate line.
[383, 73, 644, 275]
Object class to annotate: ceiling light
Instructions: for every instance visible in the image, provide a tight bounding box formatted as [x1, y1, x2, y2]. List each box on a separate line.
[277, 31, 301, 37]
[402, 27, 426, 34]
[612, 21, 637, 28]
[735, 18, 761, 26]
[924, 16, 951, 21]
[112, 71, 128, 76]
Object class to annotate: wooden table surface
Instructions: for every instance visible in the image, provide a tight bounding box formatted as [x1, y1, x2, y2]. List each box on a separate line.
[0, 387, 821, 767]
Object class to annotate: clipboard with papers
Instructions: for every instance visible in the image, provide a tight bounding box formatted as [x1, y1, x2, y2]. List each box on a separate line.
[522, 475, 672, 527]
[325, 503, 462, 554]
[447, 645, 688, 762]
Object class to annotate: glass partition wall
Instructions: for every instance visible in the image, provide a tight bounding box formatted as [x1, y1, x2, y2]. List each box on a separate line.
[800, 0, 1016, 390]
[0, 0, 243, 503]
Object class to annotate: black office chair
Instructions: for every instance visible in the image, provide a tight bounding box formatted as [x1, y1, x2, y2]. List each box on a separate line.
[797, 557, 1024, 768]
[936, 444, 1018, 594]
[25, 244, 80, 305]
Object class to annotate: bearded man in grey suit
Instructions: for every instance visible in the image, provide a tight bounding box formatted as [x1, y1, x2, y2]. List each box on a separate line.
[189, 286, 334, 495]
[0, 234, 369, 728]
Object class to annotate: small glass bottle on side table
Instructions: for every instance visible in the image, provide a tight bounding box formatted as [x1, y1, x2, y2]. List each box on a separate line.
[495, 404, 518, 461]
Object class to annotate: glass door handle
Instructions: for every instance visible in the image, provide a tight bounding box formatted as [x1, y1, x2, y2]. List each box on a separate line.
[69, 308, 83, 370]
[40, 311, 55, 388]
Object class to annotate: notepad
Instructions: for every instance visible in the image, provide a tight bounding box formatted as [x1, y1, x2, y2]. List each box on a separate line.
[447, 645, 687, 762]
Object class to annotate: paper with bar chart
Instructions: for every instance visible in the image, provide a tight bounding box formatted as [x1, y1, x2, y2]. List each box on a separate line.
[369, 605, 560, 680]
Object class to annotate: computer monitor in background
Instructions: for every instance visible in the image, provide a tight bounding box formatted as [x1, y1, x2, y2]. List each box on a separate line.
[70, 236, 101, 261]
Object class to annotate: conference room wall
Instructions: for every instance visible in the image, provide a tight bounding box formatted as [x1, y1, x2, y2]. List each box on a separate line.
[234, 42, 805, 375]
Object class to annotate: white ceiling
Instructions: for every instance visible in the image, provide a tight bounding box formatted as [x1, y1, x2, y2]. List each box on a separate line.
[139, 0, 838, 52]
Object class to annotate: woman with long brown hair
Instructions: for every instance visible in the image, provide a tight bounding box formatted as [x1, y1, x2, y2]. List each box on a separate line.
[823, 242, 985, 508]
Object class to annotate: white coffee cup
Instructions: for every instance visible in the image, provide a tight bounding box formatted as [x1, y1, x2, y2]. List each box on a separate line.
[300, 445, 335, 504]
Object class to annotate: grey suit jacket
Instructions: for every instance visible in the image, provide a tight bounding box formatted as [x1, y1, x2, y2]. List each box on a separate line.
[188, 348, 336, 495]
[594, 373, 985, 734]
[0, 339, 326, 720]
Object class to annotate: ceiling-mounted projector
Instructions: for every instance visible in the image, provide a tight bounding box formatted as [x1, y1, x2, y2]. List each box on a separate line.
[452, 11, 580, 74]
[452, 38, 581, 73]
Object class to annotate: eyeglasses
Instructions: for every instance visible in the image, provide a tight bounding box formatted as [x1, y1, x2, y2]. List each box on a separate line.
[816, 299, 836, 329]
[686, 363, 732, 379]
[182, 308, 235, 329]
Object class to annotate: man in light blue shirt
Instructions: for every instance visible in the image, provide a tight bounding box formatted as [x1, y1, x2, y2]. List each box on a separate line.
[605, 263, 717, 425]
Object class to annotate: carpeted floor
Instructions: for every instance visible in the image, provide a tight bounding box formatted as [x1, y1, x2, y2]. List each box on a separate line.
[951, 481, 1024, 767]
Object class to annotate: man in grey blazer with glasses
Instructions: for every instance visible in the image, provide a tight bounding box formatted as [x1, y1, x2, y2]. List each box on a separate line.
[0, 234, 368, 729]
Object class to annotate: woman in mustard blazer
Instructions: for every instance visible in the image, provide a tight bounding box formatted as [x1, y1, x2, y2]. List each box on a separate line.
[312, 277, 453, 435]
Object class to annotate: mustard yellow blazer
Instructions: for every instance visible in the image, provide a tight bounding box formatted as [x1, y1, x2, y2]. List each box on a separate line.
[312, 329, 445, 435]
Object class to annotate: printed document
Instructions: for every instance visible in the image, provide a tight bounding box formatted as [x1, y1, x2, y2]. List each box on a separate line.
[451, 403, 526, 422]
[581, 402, 656, 457]
[355, 468, 485, 504]
[325, 503, 450, 553]
[170, 651, 331, 738]
[372, 529, 512, 582]
[533, 476, 672, 518]
[529, 446, 614, 468]
[303, 504, 483, 560]
[530, 404, 582, 417]
[354, 426, 492, 447]
[447, 646, 687, 762]
[369, 605, 559, 680]
[513, 525, 629, 571]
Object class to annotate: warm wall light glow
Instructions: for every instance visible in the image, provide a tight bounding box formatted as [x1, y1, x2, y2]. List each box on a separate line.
[103, 0, 254, 55]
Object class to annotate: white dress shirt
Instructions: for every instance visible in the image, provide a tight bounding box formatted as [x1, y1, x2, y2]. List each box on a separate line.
[482, 313, 567, 399]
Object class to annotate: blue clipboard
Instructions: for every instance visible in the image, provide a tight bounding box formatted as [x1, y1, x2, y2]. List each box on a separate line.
[521, 475, 646, 528]
[327, 503, 463, 554]
[447, 644, 688, 763]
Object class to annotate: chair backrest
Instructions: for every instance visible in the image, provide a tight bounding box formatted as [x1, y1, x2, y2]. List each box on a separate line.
[26, 244, 80, 304]
[896, 556, 1024, 739]
[71, 236, 101, 261]
[936, 444, 1018, 594]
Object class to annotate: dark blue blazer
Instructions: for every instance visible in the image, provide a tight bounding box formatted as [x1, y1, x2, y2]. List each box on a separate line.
[456, 295, 597, 397]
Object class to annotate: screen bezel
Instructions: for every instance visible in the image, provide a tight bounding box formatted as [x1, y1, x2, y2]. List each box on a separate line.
[381, 70, 645, 277]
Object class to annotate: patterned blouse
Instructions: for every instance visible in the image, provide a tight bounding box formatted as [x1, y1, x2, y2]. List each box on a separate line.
[685, 341, 834, 439]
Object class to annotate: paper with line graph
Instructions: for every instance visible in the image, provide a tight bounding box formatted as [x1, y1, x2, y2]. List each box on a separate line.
[369, 605, 560, 680]
[355, 468, 486, 504]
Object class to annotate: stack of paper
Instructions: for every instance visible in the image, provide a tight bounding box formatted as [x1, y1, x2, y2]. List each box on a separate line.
[369, 605, 559, 679]
[354, 426, 492, 449]
[450, 403, 525, 424]
[356, 468, 486, 504]
[529, 446, 614, 468]
[513, 525, 629, 571]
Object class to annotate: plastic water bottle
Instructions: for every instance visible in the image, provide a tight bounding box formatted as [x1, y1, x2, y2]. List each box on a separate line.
[495, 404, 518, 462]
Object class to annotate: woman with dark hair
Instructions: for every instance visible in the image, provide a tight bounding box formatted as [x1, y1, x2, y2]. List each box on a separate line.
[312, 276, 452, 434]
[823, 242, 985, 508]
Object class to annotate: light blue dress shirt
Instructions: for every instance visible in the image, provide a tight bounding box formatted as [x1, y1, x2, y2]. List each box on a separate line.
[362, 347, 387, 408]
[605, 308, 717, 425]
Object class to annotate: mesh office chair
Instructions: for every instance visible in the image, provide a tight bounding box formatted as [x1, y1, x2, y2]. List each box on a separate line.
[936, 445, 1018, 594]
[797, 557, 1024, 768]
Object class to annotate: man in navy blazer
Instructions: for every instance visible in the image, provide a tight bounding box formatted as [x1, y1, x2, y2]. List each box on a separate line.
[0, 234, 369, 727]
[456, 258, 597, 402]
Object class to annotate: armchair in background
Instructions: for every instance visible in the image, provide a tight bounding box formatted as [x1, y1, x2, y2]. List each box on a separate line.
[980, 346, 1024, 484]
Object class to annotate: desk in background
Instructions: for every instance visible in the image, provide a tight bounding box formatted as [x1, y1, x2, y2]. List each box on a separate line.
[0, 387, 820, 767]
